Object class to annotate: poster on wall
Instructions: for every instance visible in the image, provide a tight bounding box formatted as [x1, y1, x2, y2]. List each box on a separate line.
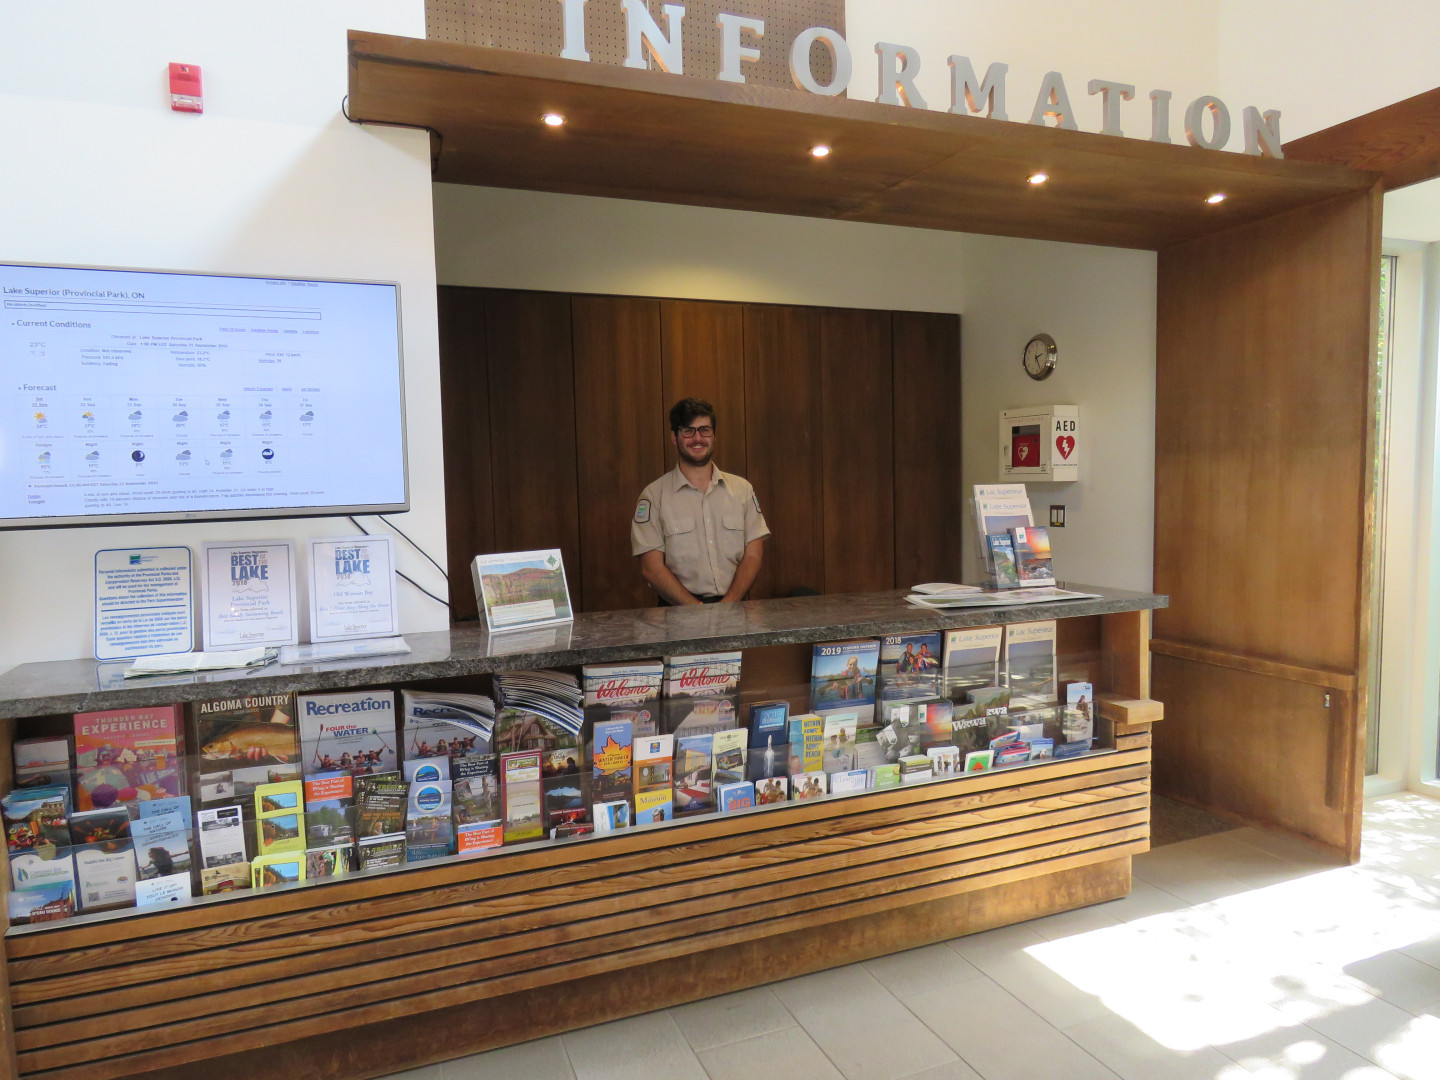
[306, 535, 400, 643]
[93, 546, 194, 661]
[200, 540, 299, 651]
[471, 549, 574, 634]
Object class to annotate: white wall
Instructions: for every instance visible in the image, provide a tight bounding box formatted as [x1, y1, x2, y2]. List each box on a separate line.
[0, 2, 448, 673]
[435, 184, 1156, 592]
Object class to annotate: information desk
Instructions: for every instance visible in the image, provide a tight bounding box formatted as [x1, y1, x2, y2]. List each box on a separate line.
[0, 585, 1166, 1080]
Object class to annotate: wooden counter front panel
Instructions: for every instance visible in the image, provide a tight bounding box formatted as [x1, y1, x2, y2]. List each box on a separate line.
[8, 747, 1150, 1080]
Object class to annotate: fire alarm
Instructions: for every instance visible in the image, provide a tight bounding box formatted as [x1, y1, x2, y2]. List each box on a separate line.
[169, 63, 203, 113]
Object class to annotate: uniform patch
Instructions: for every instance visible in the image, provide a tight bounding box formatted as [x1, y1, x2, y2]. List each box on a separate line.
[635, 499, 651, 524]
[752, 492, 762, 515]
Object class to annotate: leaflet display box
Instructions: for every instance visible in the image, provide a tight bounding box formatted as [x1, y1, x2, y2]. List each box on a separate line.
[999, 406, 1080, 482]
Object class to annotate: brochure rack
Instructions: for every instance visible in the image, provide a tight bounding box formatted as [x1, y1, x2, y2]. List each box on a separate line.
[0, 586, 1164, 1080]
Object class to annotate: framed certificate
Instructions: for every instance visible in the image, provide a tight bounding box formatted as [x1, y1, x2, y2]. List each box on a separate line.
[306, 535, 400, 642]
[200, 540, 299, 651]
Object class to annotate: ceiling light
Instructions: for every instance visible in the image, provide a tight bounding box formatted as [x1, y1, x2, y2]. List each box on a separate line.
[1206, 192, 1227, 204]
[542, 113, 565, 127]
[811, 144, 831, 158]
[1027, 172, 1048, 185]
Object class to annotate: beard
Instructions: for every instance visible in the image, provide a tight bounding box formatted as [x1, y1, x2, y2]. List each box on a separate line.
[678, 441, 714, 467]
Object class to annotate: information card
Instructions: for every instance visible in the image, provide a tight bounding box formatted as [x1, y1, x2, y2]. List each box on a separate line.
[307, 535, 400, 642]
[93, 546, 194, 661]
[200, 540, 299, 651]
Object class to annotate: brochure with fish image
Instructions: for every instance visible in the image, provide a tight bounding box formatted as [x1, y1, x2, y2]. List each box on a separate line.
[820, 713, 858, 773]
[593, 800, 631, 832]
[74, 704, 184, 812]
[673, 733, 715, 815]
[251, 851, 305, 890]
[305, 844, 354, 879]
[711, 729, 747, 790]
[792, 772, 828, 801]
[878, 632, 943, 702]
[74, 841, 137, 912]
[13, 735, 72, 789]
[661, 652, 741, 736]
[754, 775, 789, 804]
[8, 880, 77, 924]
[299, 689, 398, 777]
[810, 640, 879, 725]
[583, 660, 662, 738]
[189, 692, 298, 805]
[131, 815, 192, 879]
[634, 787, 673, 825]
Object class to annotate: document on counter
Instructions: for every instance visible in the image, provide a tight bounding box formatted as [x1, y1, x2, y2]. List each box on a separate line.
[125, 647, 278, 677]
[905, 587, 1100, 609]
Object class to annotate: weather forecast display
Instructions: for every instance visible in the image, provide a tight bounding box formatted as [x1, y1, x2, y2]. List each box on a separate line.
[1, 264, 407, 527]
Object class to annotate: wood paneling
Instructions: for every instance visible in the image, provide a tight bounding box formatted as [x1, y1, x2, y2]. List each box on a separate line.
[436, 286, 494, 622]
[1153, 187, 1382, 858]
[349, 33, 1377, 251]
[571, 295, 665, 612]
[482, 289, 583, 601]
[659, 300, 747, 477]
[892, 311, 962, 588]
[820, 308, 894, 592]
[1285, 87, 1440, 191]
[7, 747, 1150, 1079]
[743, 305, 824, 599]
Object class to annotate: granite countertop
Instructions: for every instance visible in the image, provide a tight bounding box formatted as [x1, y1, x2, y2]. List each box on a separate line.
[0, 584, 1166, 719]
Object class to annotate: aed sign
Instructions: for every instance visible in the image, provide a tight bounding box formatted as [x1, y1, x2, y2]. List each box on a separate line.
[1000, 405, 1080, 483]
[557, 0, 1283, 156]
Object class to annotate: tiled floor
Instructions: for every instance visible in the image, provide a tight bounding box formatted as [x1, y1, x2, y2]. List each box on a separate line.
[384, 794, 1440, 1080]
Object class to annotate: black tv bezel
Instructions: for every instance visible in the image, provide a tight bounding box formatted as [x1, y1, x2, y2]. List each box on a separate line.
[1, 261, 410, 531]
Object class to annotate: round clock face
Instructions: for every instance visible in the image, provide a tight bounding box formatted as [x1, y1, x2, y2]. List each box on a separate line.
[1023, 333, 1057, 380]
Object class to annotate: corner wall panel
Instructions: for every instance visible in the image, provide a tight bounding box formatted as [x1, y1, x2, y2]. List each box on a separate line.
[892, 312, 962, 588]
[743, 305, 824, 600]
[436, 286, 495, 623]
[572, 295, 665, 613]
[820, 308, 894, 593]
[483, 289, 583, 606]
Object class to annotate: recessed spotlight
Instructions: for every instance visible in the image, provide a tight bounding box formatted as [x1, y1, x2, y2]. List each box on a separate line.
[1027, 172, 1048, 185]
[542, 113, 565, 127]
[811, 144, 831, 158]
[1206, 192, 1227, 204]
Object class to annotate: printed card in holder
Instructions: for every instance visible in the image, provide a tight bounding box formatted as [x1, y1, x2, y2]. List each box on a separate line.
[471, 549, 575, 634]
[200, 540, 299, 651]
[306, 535, 400, 643]
[94, 546, 194, 661]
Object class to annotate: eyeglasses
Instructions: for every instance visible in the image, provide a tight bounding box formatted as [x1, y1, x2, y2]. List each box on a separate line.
[677, 425, 714, 438]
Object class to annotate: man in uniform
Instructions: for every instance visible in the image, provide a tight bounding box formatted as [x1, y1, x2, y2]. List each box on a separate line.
[632, 398, 769, 605]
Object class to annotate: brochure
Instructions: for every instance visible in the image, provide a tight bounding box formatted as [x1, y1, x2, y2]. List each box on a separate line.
[471, 548, 575, 633]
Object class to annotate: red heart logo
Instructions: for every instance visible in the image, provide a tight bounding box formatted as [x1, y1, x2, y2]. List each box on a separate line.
[1056, 435, 1075, 460]
[1017, 444, 1029, 462]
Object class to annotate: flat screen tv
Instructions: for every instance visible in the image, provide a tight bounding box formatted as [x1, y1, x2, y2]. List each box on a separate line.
[1, 263, 408, 529]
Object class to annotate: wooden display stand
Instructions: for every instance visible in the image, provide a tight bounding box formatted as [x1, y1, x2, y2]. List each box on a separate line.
[0, 600, 1160, 1080]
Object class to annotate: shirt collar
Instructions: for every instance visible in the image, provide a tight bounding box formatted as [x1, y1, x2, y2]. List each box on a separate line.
[672, 464, 728, 493]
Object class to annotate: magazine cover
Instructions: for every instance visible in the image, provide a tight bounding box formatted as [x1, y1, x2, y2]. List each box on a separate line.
[1005, 622, 1058, 705]
[189, 693, 299, 806]
[810, 640, 879, 725]
[1009, 525, 1055, 586]
[400, 691, 493, 759]
[878, 633, 942, 702]
[583, 661, 662, 738]
[662, 652, 742, 736]
[74, 705, 184, 812]
[298, 690, 397, 777]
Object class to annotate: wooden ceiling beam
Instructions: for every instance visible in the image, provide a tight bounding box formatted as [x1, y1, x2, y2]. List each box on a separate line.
[1284, 86, 1440, 191]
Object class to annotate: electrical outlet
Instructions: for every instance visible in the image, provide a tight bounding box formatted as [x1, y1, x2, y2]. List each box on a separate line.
[1049, 505, 1066, 528]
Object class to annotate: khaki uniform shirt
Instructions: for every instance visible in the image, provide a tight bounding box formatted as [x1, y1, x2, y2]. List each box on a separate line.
[631, 466, 770, 597]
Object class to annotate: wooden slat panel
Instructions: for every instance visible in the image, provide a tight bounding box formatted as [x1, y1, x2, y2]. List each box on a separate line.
[436, 285, 494, 622]
[891, 311, 962, 588]
[10, 755, 1152, 992]
[16, 790, 1149, 1032]
[17, 807, 1148, 1064]
[19, 827, 1146, 1077]
[483, 289, 582, 601]
[571, 295, 665, 612]
[1152, 654, 1347, 853]
[659, 300, 747, 478]
[820, 308, 894, 593]
[742, 305, 823, 599]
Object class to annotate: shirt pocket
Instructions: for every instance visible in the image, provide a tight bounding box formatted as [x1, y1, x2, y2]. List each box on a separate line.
[661, 514, 702, 567]
[719, 509, 748, 566]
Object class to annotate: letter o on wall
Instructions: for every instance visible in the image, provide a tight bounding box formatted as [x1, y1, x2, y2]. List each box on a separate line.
[790, 26, 852, 97]
[1184, 95, 1232, 150]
